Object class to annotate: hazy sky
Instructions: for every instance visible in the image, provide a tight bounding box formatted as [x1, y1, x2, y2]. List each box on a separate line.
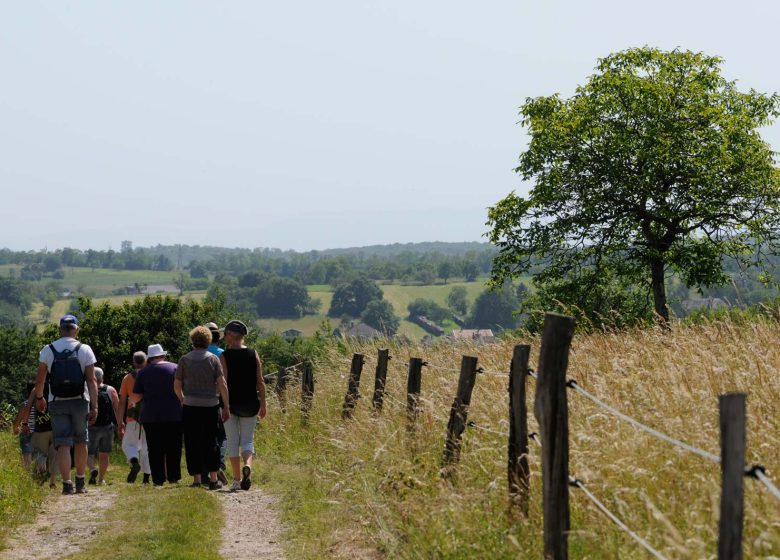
[2, 1, 779, 252]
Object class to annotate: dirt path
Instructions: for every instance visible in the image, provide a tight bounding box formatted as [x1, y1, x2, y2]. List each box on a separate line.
[218, 485, 286, 559]
[3, 487, 116, 560]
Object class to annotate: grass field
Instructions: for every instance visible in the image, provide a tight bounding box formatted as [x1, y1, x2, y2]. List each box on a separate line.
[0, 265, 181, 297]
[11, 266, 490, 340]
[257, 280, 487, 339]
[255, 318, 780, 558]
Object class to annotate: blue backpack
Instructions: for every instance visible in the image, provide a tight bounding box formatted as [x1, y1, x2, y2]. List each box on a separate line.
[48, 343, 85, 399]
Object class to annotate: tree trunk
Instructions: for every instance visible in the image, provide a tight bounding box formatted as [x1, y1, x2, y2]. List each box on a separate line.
[650, 257, 669, 324]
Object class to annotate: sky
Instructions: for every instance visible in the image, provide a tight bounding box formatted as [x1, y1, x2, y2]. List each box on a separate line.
[1, 1, 779, 252]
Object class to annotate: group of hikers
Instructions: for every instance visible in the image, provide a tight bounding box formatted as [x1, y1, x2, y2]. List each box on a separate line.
[12, 314, 267, 494]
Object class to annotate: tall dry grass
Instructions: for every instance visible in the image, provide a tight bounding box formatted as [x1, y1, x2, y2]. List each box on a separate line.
[255, 319, 780, 559]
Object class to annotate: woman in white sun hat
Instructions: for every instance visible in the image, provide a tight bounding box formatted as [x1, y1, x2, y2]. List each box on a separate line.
[132, 343, 183, 486]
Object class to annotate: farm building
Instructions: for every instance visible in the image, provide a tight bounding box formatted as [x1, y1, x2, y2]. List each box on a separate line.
[681, 297, 730, 313]
[410, 315, 444, 336]
[333, 322, 382, 341]
[450, 329, 496, 343]
[282, 328, 304, 340]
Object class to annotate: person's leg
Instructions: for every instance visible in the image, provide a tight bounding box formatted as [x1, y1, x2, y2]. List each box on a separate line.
[98, 452, 109, 482]
[239, 415, 258, 467]
[20, 434, 32, 469]
[49, 400, 74, 487]
[97, 426, 112, 482]
[71, 399, 90, 491]
[182, 406, 203, 481]
[239, 415, 258, 490]
[87, 426, 99, 484]
[164, 422, 183, 483]
[121, 421, 140, 463]
[223, 414, 241, 481]
[56, 445, 72, 484]
[30, 432, 48, 475]
[204, 407, 221, 482]
[41, 433, 57, 487]
[139, 427, 151, 477]
[143, 423, 166, 485]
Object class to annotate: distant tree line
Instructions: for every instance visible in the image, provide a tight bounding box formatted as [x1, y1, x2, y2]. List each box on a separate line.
[0, 243, 495, 286]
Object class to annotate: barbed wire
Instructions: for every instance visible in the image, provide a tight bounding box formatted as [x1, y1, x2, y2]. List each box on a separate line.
[466, 420, 509, 437]
[569, 477, 669, 560]
[423, 362, 462, 374]
[531, 429, 668, 559]
[566, 379, 720, 464]
[747, 465, 780, 504]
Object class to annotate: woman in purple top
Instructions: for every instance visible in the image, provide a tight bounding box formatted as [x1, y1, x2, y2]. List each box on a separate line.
[132, 343, 182, 486]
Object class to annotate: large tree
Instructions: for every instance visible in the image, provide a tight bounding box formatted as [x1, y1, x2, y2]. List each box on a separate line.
[328, 275, 383, 317]
[488, 47, 780, 323]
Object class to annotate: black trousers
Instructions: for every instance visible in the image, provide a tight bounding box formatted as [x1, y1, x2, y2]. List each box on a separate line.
[182, 405, 221, 476]
[143, 421, 183, 485]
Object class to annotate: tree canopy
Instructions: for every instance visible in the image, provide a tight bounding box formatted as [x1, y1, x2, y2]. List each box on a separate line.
[488, 47, 780, 323]
[328, 275, 383, 317]
[361, 300, 400, 335]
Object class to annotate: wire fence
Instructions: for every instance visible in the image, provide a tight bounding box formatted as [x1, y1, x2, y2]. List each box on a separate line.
[327, 346, 780, 557]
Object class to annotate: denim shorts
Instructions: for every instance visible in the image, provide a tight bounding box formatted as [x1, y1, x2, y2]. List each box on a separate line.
[48, 398, 89, 448]
[223, 414, 258, 457]
[19, 432, 32, 454]
[88, 424, 114, 454]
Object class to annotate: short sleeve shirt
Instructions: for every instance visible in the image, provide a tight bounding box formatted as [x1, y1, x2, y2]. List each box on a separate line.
[175, 350, 223, 407]
[133, 361, 181, 423]
[39, 337, 97, 402]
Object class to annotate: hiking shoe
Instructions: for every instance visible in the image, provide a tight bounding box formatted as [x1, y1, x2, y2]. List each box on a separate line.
[127, 459, 141, 483]
[217, 469, 228, 485]
[230, 481, 241, 492]
[62, 481, 74, 495]
[208, 480, 223, 491]
[240, 465, 252, 491]
[75, 477, 87, 494]
[89, 469, 98, 485]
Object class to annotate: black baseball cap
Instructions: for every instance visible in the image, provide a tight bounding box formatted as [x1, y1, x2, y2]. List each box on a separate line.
[224, 320, 248, 335]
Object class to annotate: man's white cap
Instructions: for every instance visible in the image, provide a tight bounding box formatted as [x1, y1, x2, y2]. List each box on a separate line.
[147, 344, 167, 358]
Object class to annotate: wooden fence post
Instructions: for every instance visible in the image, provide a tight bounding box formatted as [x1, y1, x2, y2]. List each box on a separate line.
[508, 344, 531, 516]
[342, 353, 364, 420]
[442, 355, 479, 477]
[406, 357, 424, 432]
[301, 362, 314, 421]
[372, 349, 390, 412]
[719, 393, 746, 560]
[276, 366, 290, 413]
[534, 313, 575, 560]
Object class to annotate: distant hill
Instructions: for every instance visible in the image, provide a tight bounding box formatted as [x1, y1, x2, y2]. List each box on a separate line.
[142, 241, 494, 267]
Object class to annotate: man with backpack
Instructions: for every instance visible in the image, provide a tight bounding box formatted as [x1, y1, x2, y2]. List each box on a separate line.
[34, 314, 98, 495]
[87, 367, 120, 485]
[118, 351, 151, 483]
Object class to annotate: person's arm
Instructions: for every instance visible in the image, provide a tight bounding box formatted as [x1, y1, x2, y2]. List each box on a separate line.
[214, 356, 230, 421]
[117, 377, 128, 436]
[219, 354, 228, 384]
[109, 386, 121, 431]
[34, 362, 48, 413]
[174, 379, 184, 403]
[217, 375, 230, 422]
[256, 352, 267, 419]
[12, 396, 32, 434]
[85, 364, 98, 425]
